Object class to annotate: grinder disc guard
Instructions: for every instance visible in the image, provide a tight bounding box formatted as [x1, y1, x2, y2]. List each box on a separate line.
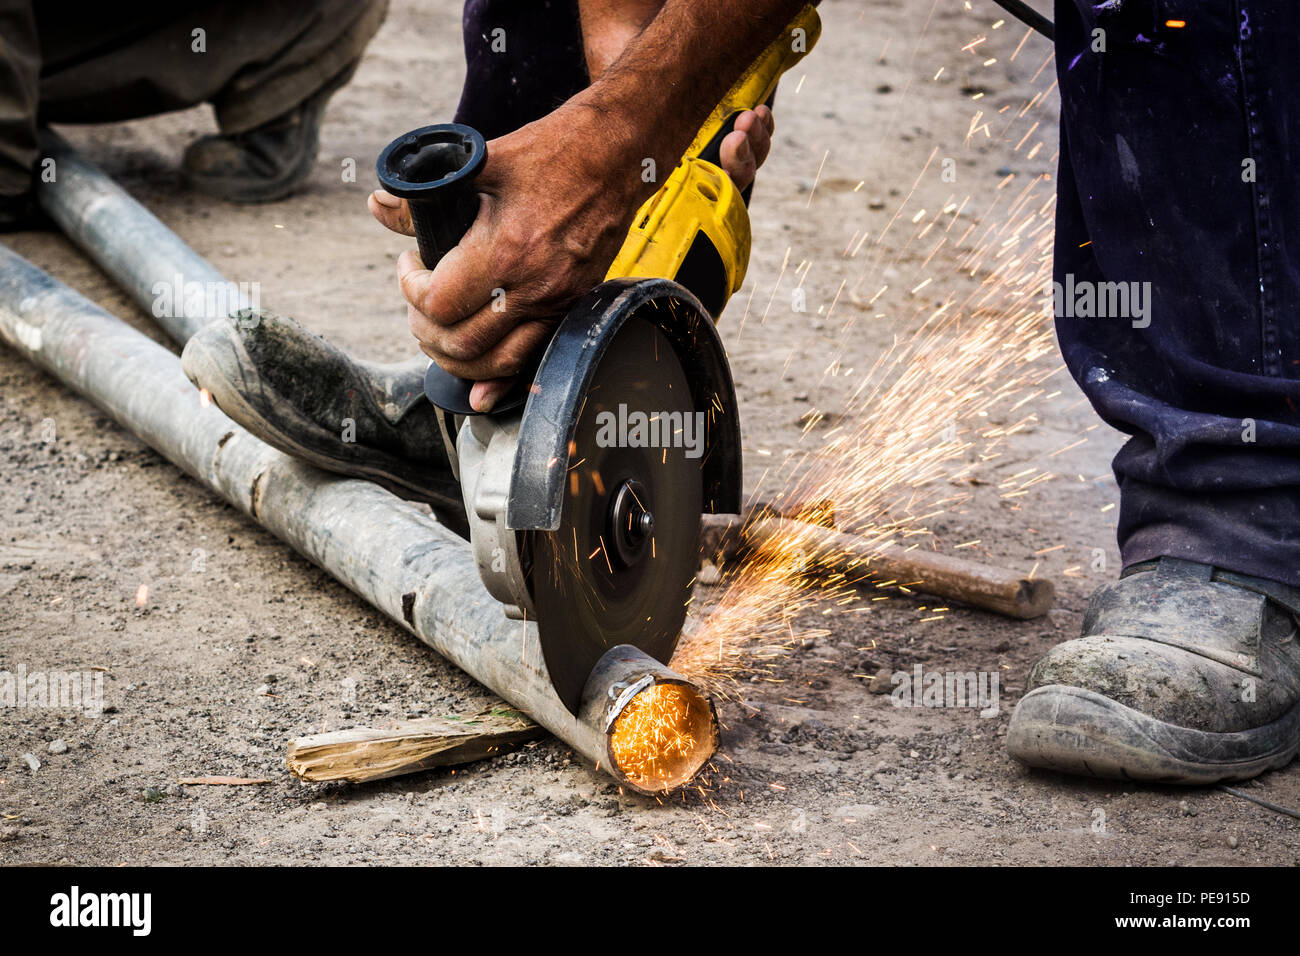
[529, 317, 703, 713]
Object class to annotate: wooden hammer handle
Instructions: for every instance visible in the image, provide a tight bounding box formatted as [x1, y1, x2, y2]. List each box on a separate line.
[701, 513, 1054, 620]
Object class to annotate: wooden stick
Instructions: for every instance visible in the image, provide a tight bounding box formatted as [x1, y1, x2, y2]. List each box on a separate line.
[701, 512, 1055, 620]
[287, 708, 545, 784]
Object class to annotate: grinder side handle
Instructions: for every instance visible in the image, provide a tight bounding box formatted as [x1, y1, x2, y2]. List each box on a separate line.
[407, 176, 479, 277]
[376, 123, 496, 416]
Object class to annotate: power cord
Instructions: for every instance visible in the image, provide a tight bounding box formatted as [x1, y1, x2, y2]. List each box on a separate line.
[989, 0, 1054, 41]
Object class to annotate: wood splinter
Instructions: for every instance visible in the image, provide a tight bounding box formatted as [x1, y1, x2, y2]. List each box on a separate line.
[287, 708, 545, 784]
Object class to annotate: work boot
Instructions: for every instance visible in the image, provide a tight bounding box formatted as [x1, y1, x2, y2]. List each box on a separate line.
[1007, 557, 1300, 784]
[181, 310, 466, 530]
[182, 74, 343, 203]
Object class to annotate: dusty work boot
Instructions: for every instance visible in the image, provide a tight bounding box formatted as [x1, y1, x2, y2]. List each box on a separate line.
[181, 310, 466, 530]
[1006, 557, 1300, 784]
[181, 76, 342, 203]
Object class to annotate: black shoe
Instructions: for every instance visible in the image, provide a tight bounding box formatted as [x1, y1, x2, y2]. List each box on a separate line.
[181, 310, 466, 530]
[1007, 557, 1300, 784]
[181, 76, 343, 203]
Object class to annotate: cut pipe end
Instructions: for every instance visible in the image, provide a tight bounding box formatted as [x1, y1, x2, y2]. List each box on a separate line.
[609, 680, 718, 792]
[581, 645, 719, 795]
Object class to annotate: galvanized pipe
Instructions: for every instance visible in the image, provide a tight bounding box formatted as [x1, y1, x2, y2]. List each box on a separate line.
[36, 131, 249, 346]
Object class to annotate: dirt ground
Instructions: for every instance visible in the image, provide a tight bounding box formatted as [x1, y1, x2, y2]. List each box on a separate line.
[3, 0, 1298, 866]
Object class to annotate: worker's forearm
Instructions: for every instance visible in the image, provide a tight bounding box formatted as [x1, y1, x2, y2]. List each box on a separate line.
[567, 0, 807, 198]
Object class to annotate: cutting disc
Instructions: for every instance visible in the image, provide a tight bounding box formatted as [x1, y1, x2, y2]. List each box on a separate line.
[529, 316, 703, 714]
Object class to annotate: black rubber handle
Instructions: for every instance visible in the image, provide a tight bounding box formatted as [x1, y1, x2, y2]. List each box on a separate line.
[377, 124, 494, 415]
[377, 123, 484, 274]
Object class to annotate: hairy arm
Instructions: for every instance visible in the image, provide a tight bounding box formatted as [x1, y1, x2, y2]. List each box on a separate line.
[571, 0, 803, 184]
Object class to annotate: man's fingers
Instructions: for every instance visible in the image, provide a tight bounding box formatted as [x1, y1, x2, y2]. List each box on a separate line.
[368, 190, 416, 236]
[734, 108, 773, 168]
[406, 291, 534, 363]
[719, 108, 776, 191]
[719, 128, 757, 191]
[469, 377, 518, 414]
[419, 318, 553, 382]
[397, 228, 500, 329]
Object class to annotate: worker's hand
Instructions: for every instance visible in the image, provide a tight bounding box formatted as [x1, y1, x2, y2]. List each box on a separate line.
[368, 0, 803, 412]
[369, 105, 775, 412]
[369, 104, 645, 412]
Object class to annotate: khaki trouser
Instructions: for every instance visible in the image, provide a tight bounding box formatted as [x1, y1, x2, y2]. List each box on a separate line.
[0, 0, 388, 195]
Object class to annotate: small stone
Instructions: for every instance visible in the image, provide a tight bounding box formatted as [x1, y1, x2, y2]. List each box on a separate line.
[868, 197, 886, 211]
[21, 753, 40, 773]
[142, 787, 165, 803]
[697, 563, 721, 586]
[253, 684, 271, 696]
[47, 739, 68, 755]
[311, 801, 327, 812]
[868, 666, 894, 695]
[0, 827, 18, 842]
[1227, 835, 1239, 849]
[1178, 799, 1197, 817]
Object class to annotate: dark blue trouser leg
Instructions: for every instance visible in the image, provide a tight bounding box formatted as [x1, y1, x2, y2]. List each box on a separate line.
[1054, 0, 1300, 585]
[454, 0, 587, 139]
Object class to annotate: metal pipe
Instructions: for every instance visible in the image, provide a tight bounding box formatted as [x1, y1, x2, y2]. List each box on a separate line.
[580, 647, 719, 792]
[36, 131, 248, 346]
[0, 245, 717, 795]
